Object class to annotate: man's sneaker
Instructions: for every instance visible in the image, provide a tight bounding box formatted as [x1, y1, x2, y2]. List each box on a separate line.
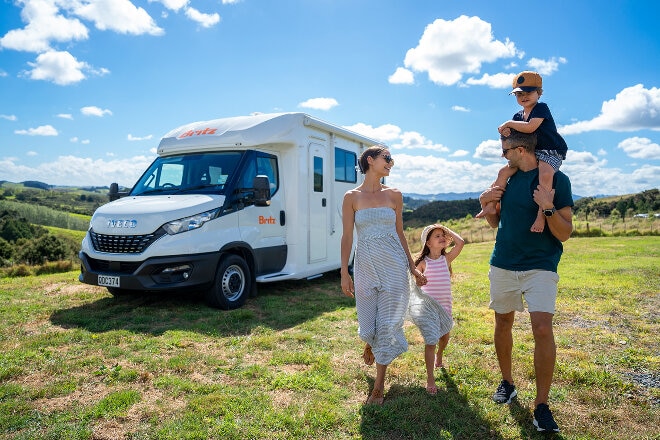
[492, 380, 517, 404]
[533, 403, 560, 432]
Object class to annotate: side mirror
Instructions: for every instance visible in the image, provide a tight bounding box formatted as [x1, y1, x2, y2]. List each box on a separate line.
[108, 182, 127, 201]
[253, 175, 271, 206]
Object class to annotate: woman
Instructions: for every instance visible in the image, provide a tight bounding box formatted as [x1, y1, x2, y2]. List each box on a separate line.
[340, 145, 451, 405]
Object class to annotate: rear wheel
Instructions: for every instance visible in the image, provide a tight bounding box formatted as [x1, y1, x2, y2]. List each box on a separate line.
[205, 255, 251, 310]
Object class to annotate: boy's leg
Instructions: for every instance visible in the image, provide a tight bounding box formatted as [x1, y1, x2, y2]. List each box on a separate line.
[530, 161, 555, 233]
[477, 165, 517, 218]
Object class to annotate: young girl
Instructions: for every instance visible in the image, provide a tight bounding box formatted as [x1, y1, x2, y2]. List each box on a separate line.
[415, 224, 464, 395]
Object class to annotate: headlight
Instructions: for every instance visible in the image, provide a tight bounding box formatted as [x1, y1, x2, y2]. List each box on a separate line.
[162, 208, 220, 235]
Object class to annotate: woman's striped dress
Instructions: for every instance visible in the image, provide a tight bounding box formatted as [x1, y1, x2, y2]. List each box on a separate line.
[353, 207, 452, 365]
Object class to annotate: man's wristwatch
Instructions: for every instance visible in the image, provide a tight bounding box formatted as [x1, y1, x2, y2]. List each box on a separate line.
[543, 207, 557, 217]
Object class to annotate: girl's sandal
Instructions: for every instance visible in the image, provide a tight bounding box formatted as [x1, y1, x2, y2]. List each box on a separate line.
[366, 388, 384, 405]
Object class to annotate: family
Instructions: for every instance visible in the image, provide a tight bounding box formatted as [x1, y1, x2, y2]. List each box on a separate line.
[340, 71, 573, 433]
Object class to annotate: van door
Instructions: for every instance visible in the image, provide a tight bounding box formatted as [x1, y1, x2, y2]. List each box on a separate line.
[308, 143, 328, 263]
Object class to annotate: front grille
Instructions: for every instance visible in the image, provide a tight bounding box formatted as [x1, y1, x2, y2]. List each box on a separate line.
[87, 257, 142, 274]
[89, 228, 166, 253]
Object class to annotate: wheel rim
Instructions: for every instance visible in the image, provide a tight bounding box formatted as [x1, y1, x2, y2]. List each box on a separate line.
[221, 264, 245, 302]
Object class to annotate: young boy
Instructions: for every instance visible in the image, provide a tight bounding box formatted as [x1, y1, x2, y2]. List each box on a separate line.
[476, 71, 568, 233]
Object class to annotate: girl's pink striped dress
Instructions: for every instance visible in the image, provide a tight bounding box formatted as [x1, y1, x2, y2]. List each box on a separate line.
[420, 255, 452, 316]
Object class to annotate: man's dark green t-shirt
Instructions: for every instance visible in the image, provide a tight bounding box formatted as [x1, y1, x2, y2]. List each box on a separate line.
[490, 168, 574, 273]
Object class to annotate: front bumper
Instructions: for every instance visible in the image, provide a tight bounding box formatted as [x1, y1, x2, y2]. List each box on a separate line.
[78, 251, 221, 291]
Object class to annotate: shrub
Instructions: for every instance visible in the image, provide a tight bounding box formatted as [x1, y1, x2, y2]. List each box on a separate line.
[35, 260, 74, 275]
[5, 264, 32, 277]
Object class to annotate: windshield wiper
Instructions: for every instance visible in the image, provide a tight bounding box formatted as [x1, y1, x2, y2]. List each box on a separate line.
[175, 184, 223, 193]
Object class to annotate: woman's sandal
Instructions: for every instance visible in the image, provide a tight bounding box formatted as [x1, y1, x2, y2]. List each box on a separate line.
[366, 388, 384, 405]
[362, 344, 375, 366]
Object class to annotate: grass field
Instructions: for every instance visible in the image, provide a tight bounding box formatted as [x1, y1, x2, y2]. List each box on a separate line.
[0, 237, 658, 439]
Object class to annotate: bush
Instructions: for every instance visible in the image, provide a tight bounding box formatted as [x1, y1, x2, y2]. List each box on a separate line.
[15, 235, 68, 265]
[35, 260, 74, 275]
[5, 264, 32, 277]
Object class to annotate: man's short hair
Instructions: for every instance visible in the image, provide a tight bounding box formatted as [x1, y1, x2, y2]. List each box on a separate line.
[501, 129, 537, 153]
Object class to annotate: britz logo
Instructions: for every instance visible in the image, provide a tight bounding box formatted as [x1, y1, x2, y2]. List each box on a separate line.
[177, 128, 218, 139]
[107, 219, 137, 228]
[259, 216, 276, 224]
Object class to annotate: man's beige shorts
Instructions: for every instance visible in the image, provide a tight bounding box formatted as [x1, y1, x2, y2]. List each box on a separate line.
[488, 266, 558, 314]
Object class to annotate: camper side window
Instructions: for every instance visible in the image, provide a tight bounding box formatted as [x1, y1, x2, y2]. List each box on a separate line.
[334, 148, 357, 183]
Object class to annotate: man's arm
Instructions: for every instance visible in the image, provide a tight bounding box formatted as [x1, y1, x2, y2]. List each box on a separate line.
[479, 186, 504, 228]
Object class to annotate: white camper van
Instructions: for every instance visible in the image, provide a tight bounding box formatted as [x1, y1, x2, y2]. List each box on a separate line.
[79, 112, 380, 309]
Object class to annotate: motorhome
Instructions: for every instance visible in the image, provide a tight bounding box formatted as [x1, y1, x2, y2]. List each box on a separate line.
[79, 112, 380, 309]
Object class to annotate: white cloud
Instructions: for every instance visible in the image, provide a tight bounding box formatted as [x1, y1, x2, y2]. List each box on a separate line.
[27, 151, 38, 156]
[128, 134, 154, 141]
[25, 50, 91, 85]
[0, 0, 89, 52]
[57, 113, 73, 120]
[473, 138, 504, 161]
[15, 125, 58, 136]
[185, 7, 220, 27]
[81, 106, 113, 117]
[560, 84, 660, 134]
[221, 0, 241, 3]
[402, 15, 520, 86]
[527, 57, 567, 76]
[388, 67, 414, 85]
[617, 137, 660, 159]
[152, 0, 189, 11]
[344, 122, 401, 143]
[72, 0, 164, 36]
[451, 105, 470, 112]
[0, 155, 155, 187]
[70, 137, 78, 142]
[0, 114, 17, 121]
[298, 97, 339, 111]
[465, 72, 513, 89]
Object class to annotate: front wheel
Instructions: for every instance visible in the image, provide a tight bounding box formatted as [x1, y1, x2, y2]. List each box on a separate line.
[205, 255, 251, 310]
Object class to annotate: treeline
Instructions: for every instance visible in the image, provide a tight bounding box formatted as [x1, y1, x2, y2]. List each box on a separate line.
[0, 200, 89, 231]
[0, 209, 80, 269]
[0, 184, 107, 216]
[573, 189, 660, 219]
[402, 189, 660, 228]
[403, 198, 481, 227]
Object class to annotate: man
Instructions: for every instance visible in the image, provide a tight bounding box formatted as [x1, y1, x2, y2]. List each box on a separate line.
[479, 130, 573, 433]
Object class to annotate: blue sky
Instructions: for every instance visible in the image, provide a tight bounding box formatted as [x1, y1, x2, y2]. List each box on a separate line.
[1, 0, 659, 197]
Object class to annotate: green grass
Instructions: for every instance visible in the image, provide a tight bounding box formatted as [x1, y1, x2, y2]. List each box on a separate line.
[0, 237, 658, 439]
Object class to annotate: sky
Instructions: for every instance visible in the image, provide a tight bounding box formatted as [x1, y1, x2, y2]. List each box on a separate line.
[0, 0, 659, 198]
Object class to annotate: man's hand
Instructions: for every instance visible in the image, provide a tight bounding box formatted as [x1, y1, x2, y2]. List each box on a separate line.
[533, 185, 555, 210]
[479, 186, 504, 207]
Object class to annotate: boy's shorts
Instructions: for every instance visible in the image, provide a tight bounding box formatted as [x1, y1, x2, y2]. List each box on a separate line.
[488, 266, 559, 314]
[536, 150, 563, 172]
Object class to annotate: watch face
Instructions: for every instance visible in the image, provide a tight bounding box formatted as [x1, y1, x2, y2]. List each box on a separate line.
[543, 208, 555, 217]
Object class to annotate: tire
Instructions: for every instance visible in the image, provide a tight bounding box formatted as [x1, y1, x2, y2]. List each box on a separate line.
[205, 255, 251, 310]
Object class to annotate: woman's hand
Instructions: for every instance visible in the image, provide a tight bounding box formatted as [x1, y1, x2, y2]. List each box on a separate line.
[341, 273, 355, 297]
[413, 269, 427, 286]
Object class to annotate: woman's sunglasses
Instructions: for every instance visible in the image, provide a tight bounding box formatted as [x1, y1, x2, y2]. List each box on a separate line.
[379, 154, 393, 163]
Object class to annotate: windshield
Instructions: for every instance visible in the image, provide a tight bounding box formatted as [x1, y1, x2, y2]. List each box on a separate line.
[130, 152, 244, 196]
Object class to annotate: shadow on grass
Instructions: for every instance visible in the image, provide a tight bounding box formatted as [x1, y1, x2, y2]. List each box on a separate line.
[359, 369, 505, 440]
[49, 271, 355, 336]
[508, 398, 564, 439]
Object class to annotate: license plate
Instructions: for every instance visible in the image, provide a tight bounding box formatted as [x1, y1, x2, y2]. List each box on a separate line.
[98, 275, 120, 287]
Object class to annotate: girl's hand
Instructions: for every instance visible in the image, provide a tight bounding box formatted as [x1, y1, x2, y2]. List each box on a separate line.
[413, 269, 427, 286]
